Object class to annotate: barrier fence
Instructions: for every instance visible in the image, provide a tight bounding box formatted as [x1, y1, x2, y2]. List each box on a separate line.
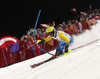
[0, 18, 99, 68]
[0, 34, 59, 68]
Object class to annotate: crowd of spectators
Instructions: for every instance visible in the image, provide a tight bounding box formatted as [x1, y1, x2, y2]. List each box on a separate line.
[21, 27, 46, 41]
[21, 9, 100, 41]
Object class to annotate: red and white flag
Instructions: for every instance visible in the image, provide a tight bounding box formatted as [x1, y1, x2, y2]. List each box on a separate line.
[80, 12, 87, 16]
[40, 21, 55, 29]
[71, 8, 76, 12]
[50, 21, 55, 26]
[0, 36, 18, 49]
[40, 23, 50, 29]
[62, 21, 66, 25]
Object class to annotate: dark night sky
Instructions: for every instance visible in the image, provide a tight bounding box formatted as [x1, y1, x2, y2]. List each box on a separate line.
[1, 0, 100, 39]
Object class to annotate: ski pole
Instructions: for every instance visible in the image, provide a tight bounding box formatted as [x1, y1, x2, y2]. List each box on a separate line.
[19, 43, 36, 53]
[33, 10, 57, 58]
[72, 39, 100, 50]
[35, 43, 58, 57]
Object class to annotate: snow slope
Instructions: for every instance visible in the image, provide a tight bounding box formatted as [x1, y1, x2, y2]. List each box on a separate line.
[0, 20, 100, 79]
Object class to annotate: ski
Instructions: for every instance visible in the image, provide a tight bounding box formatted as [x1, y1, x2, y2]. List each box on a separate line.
[30, 56, 56, 68]
[30, 50, 73, 68]
[30, 62, 44, 68]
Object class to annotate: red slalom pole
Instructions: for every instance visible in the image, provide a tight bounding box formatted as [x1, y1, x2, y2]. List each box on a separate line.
[72, 39, 100, 50]
[19, 43, 36, 53]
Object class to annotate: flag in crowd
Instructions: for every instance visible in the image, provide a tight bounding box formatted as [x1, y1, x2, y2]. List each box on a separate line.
[80, 12, 87, 16]
[89, 5, 92, 10]
[71, 5, 92, 16]
[50, 21, 55, 26]
[40, 21, 55, 28]
[40, 23, 50, 28]
[71, 8, 76, 12]
[0, 36, 18, 49]
[62, 21, 66, 25]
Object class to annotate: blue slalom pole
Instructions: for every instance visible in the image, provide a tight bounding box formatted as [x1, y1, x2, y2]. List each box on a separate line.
[29, 40, 36, 56]
[34, 10, 41, 43]
[34, 10, 57, 57]
[2, 49, 8, 66]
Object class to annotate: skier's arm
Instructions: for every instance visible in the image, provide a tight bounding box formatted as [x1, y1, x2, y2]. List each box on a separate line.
[37, 35, 52, 44]
[58, 33, 70, 45]
[44, 35, 52, 43]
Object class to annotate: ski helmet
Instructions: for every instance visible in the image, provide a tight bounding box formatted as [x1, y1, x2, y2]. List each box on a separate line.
[46, 26, 55, 33]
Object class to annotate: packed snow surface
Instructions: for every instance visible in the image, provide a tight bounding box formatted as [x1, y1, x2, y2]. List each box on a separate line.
[0, 20, 100, 79]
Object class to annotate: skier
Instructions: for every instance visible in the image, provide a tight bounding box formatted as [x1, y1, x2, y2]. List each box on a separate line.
[30, 26, 73, 68]
[37, 26, 73, 59]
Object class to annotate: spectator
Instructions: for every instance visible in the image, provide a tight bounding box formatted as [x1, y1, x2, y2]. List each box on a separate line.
[41, 28, 46, 35]
[86, 16, 89, 21]
[65, 24, 69, 28]
[68, 24, 75, 36]
[55, 25, 59, 30]
[21, 35, 27, 41]
[57, 26, 63, 31]
[91, 12, 95, 18]
[59, 24, 64, 29]
[36, 28, 42, 36]
[74, 20, 83, 34]
[63, 27, 69, 34]
[99, 8, 100, 13]
[71, 19, 75, 24]
[94, 9, 99, 16]
[86, 16, 92, 29]
[81, 17, 86, 22]
[89, 14, 92, 20]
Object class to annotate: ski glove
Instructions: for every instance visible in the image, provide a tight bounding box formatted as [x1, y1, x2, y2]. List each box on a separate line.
[37, 40, 41, 44]
[36, 40, 45, 44]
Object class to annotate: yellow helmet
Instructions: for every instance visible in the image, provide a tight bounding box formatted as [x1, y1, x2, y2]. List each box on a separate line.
[46, 26, 55, 33]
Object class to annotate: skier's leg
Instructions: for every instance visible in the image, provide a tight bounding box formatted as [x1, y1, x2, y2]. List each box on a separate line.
[65, 45, 68, 52]
[43, 42, 67, 63]
[55, 49, 63, 56]
[44, 49, 63, 63]
[64, 37, 73, 55]
[64, 45, 72, 55]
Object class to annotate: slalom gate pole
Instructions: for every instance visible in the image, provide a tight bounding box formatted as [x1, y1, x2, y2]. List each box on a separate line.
[34, 10, 57, 58]
[72, 39, 100, 50]
[19, 43, 36, 53]
[7, 47, 14, 64]
[29, 40, 36, 56]
[2, 49, 8, 66]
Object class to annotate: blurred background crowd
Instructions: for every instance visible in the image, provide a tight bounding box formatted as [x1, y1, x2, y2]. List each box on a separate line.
[21, 8, 100, 41]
